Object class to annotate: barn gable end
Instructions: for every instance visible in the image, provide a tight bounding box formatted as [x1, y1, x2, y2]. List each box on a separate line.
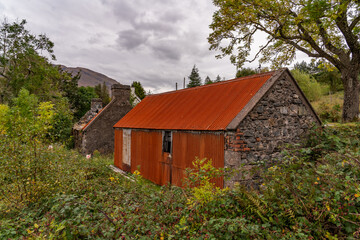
[224, 69, 320, 188]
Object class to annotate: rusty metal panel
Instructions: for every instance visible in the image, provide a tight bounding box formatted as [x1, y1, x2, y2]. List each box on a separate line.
[114, 129, 123, 169]
[130, 130, 163, 185]
[172, 131, 225, 188]
[114, 72, 274, 131]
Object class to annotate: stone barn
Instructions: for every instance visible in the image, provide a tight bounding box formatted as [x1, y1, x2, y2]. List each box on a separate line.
[113, 69, 321, 187]
[73, 84, 133, 155]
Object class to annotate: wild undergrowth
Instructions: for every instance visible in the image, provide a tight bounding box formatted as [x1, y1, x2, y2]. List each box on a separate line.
[1, 123, 360, 239]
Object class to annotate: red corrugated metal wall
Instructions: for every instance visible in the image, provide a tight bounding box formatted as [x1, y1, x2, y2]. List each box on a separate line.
[130, 130, 163, 185]
[114, 129, 123, 169]
[172, 131, 224, 188]
[114, 129, 225, 188]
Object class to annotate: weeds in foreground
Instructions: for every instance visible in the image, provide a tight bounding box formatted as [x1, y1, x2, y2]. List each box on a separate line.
[0, 125, 360, 239]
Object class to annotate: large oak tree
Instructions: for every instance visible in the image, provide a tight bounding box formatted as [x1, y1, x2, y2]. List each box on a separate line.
[208, 0, 360, 121]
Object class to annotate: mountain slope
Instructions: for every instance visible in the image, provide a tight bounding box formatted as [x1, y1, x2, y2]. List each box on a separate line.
[61, 66, 120, 89]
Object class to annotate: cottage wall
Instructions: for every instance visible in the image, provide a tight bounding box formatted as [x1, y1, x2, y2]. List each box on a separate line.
[80, 85, 132, 154]
[224, 74, 318, 187]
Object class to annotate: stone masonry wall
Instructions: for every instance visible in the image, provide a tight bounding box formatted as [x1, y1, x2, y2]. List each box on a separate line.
[80, 85, 132, 155]
[224, 74, 319, 188]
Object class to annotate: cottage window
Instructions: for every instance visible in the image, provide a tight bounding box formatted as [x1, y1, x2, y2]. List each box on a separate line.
[163, 131, 172, 153]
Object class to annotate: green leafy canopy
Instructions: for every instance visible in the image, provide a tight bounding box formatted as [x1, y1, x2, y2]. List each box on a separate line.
[209, 0, 360, 121]
[209, 0, 360, 70]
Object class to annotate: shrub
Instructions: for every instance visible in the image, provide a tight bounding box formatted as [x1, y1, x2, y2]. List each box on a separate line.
[317, 103, 342, 122]
[291, 69, 323, 101]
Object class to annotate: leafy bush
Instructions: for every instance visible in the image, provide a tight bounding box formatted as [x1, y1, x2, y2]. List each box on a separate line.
[1, 114, 360, 239]
[291, 69, 324, 101]
[317, 103, 342, 122]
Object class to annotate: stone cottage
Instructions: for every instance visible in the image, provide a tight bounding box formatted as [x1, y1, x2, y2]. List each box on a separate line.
[73, 84, 133, 155]
[113, 69, 321, 187]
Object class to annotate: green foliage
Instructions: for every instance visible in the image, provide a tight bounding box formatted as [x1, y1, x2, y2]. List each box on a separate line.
[1, 119, 360, 238]
[294, 61, 343, 93]
[293, 61, 320, 75]
[236, 67, 256, 78]
[0, 19, 76, 141]
[131, 81, 146, 100]
[187, 65, 202, 88]
[209, 0, 359, 70]
[316, 69, 343, 93]
[49, 98, 74, 146]
[0, 19, 56, 103]
[318, 103, 342, 122]
[291, 69, 324, 101]
[183, 158, 228, 205]
[0, 89, 56, 206]
[71, 86, 98, 120]
[94, 82, 110, 106]
[209, 0, 360, 121]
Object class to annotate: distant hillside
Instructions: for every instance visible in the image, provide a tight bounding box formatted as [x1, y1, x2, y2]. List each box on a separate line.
[61, 66, 120, 90]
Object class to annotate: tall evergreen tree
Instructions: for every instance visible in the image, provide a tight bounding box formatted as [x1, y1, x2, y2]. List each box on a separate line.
[187, 65, 202, 88]
[204, 76, 213, 85]
[131, 81, 146, 100]
[215, 75, 222, 82]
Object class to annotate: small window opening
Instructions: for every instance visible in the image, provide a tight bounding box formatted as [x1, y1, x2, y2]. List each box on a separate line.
[163, 131, 172, 153]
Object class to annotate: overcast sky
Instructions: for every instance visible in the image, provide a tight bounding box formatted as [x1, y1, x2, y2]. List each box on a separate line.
[0, 0, 307, 93]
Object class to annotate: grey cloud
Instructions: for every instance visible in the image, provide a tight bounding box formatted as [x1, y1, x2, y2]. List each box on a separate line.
[88, 33, 102, 44]
[101, 0, 138, 23]
[130, 70, 175, 92]
[159, 11, 184, 23]
[117, 29, 149, 50]
[133, 21, 174, 35]
[150, 41, 182, 61]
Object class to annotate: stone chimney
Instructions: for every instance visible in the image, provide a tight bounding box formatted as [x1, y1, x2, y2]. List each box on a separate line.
[91, 98, 103, 111]
[111, 84, 131, 102]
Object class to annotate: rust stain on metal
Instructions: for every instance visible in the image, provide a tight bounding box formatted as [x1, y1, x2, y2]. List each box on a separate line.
[130, 130, 163, 185]
[172, 131, 224, 188]
[114, 129, 122, 169]
[114, 72, 274, 130]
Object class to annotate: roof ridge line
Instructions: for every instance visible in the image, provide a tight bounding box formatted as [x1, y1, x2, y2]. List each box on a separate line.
[149, 70, 278, 97]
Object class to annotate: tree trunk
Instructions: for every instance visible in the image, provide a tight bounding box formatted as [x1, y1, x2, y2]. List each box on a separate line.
[342, 70, 360, 122]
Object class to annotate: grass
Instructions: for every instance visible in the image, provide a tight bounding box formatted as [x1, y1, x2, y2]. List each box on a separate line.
[311, 91, 344, 111]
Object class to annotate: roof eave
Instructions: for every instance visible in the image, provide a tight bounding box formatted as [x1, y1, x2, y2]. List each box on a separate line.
[225, 68, 322, 131]
[226, 69, 286, 130]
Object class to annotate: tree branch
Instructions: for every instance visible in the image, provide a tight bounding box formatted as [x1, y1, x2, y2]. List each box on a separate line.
[350, 15, 360, 30]
[335, 2, 360, 58]
[316, 18, 347, 61]
[246, 36, 274, 63]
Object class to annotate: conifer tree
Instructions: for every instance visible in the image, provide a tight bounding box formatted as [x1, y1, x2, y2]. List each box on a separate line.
[131, 81, 146, 100]
[215, 75, 222, 82]
[187, 65, 202, 88]
[204, 76, 213, 85]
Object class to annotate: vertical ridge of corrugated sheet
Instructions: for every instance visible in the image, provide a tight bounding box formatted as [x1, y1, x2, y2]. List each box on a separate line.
[114, 71, 275, 130]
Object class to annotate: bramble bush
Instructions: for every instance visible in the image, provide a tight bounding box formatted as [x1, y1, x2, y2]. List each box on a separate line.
[1, 113, 360, 239]
[317, 103, 342, 122]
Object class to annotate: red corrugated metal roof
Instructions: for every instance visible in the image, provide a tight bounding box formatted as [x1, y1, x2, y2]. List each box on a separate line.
[114, 71, 276, 130]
